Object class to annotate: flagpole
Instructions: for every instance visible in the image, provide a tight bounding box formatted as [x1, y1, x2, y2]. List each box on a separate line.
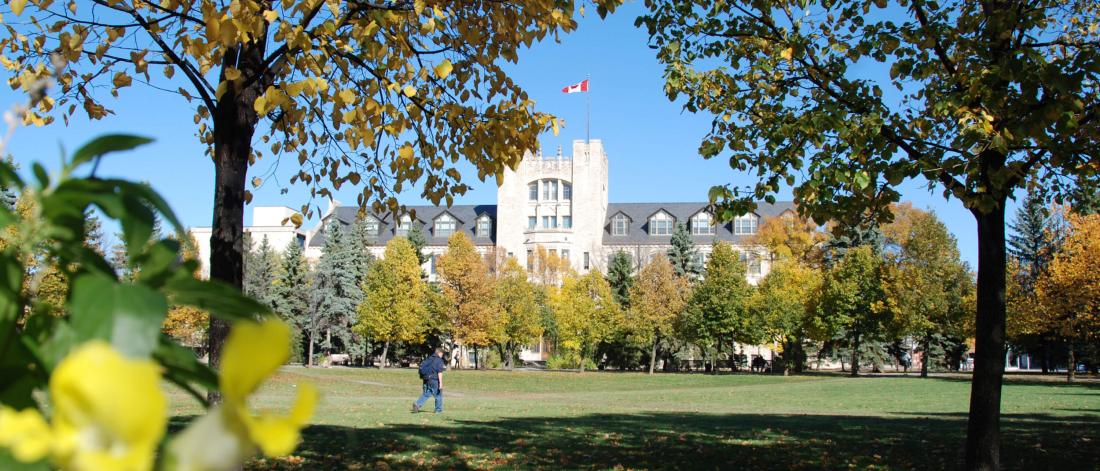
[585, 74, 591, 150]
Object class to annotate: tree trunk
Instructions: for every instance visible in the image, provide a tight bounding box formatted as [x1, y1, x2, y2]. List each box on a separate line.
[921, 336, 931, 378]
[205, 41, 269, 405]
[380, 341, 389, 369]
[578, 346, 586, 373]
[965, 205, 1007, 471]
[1066, 342, 1075, 383]
[307, 328, 315, 368]
[1040, 340, 1050, 374]
[713, 337, 722, 375]
[648, 334, 659, 375]
[850, 333, 861, 377]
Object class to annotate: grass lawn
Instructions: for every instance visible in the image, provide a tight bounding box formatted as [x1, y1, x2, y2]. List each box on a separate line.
[168, 368, 1100, 470]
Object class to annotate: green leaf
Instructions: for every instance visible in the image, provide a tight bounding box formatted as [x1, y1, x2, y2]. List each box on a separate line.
[0, 448, 51, 471]
[71, 134, 154, 168]
[164, 276, 269, 322]
[68, 274, 168, 358]
[854, 172, 871, 190]
[154, 335, 216, 407]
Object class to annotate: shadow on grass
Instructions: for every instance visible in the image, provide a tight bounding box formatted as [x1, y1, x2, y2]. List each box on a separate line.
[236, 410, 1099, 470]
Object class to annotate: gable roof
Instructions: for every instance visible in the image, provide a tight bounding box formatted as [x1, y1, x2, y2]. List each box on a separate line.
[309, 204, 497, 247]
[602, 201, 796, 245]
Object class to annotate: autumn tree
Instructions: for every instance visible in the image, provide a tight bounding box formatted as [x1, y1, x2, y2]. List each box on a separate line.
[530, 245, 569, 286]
[1034, 213, 1100, 382]
[493, 258, 543, 369]
[882, 207, 974, 377]
[162, 234, 209, 351]
[681, 241, 756, 371]
[749, 260, 821, 375]
[629, 255, 690, 374]
[1, 0, 621, 390]
[753, 212, 825, 267]
[553, 270, 621, 372]
[809, 246, 888, 377]
[666, 223, 702, 279]
[437, 232, 498, 367]
[356, 236, 426, 368]
[640, 1, 1100, 465]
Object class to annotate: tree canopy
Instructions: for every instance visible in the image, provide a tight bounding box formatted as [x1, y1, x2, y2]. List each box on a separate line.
[356, 236, 426, 368]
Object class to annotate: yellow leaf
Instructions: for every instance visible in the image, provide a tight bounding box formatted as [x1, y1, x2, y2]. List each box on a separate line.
[552, 117, 560, 136]
[215, 81, 228, 100]
[224, 66, 241, 81]
[254, 95, 268, 114]
[433, 60, 453, 79]
[398, 144, 414, 164]
[780, 47, 793, 61]
[338, 88, 355, 104]
[10, 0, 26, 15]
[402, 85, 417, 98]
[112, 72, 132, 88]
[252, 177, 262, 188]
[262, 9, 278, 23]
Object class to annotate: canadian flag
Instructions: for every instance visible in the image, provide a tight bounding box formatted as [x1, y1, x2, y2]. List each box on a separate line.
[561, 79, 589, 94]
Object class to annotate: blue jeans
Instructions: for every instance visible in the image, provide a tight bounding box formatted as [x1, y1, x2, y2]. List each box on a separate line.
[414, 380, 443, 412]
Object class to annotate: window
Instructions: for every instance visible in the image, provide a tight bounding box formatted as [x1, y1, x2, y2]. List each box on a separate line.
[549, 180, 558, 200]
[734, 214, 759, 235]
[476, 216, 492, 237]
[528, 182, 538, 201]
[562, 216, 572, 229]
[434, 214, 456, 237]
[649, 211, 674, 236]
[691, 212, 715, 235]
[527, 249, 534, 270]
[612, 214, 629, 236]
[363, 218, 380, 236]
[527, 216, 537, 229]
[396, 215, 411, 236]
[583, 252, 590, 270]
[740, 251, 762, 275]
[562, 249, 570, 261]
[430, 254, 437, 275]
[542, 180, 551, 200]
[543, 216, 557, 229]
[563, 183, 572, 200]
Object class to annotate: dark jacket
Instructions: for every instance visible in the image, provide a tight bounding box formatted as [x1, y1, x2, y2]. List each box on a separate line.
[419, 355, 444, 382]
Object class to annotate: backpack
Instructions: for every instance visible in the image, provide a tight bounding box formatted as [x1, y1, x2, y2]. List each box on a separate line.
[418, 357, 435, 379]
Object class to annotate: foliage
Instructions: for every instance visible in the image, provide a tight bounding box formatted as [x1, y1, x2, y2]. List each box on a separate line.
[0, 135, 311, 470]
[243, 235, 280, 309]
[529, 245, 569, 286]
[640, 1, 1100, 464]
[356, 237, 427, 365]
[604, 250, 634, 308]
[629, 255, 690, 373]
[552, 270, 622, 372]
[753, 213, 825, 267]
[307, 222, 362, 364]
[681, 242, 757, 351]
[666, 223, 702, 279]
[493, 258, 543, 369]
[1009, 187, 1057, 287]
[272, 239, 310, 363]
[437, 232, 498, 349]
[749, 260, 821, 374]
[809, 246, 888, 376]
[407, 224, 430, 269]
[544, 353, 596, 371]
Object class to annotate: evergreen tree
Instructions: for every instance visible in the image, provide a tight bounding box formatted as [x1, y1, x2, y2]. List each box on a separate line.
[349, 215, 376, 285]
[407, 222, 430, 261]
[307, 223, 363, 366]
[243, 235, 280, 308]
[273, 239, 311, 363]
[605, 250, 634, 308]
[666, 223, 702, 279]
[1008, 187, 1052, 286]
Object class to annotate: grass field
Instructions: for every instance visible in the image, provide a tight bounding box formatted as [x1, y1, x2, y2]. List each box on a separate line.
[168, 368, 1100, 470]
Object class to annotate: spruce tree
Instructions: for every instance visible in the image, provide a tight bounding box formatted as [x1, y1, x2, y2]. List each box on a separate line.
[605, 250, 634, 308]
[307, 222, 363, 366]
[349, 215, 376, 285]
[1008, 187, 1052, 285]
[243, 235, 280, 308]
[273, 239, 311, 363]
[406, 223, 429, 280]
[667, 223, 702, 279]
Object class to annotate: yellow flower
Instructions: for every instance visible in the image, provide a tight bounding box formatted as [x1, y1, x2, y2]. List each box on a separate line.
[0, 341, 166, 471]
[0, 406, 52, 462]
[169, 319, 316, 471]
[50, 341, 167, 471]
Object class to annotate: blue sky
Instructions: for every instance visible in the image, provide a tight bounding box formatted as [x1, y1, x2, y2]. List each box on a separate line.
[1, 1, 1017, 267]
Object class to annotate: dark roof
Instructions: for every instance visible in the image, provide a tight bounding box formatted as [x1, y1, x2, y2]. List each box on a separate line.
[308, 205, 497, 247]
[602, 202, 796, 246]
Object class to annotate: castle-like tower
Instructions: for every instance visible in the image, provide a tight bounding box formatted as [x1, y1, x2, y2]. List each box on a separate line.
[495, 140, 608, 272]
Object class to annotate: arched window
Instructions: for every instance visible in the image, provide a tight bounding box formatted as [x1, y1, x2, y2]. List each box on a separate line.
[734, 214, 759, 235]
[691, 212, 715, 235]
[612, 214, 629, 236]
[434, 214, 456, 237]
[649, 211, 674, 236]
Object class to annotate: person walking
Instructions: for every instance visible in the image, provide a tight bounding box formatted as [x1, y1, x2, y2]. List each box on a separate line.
[413, 348, 445, 413]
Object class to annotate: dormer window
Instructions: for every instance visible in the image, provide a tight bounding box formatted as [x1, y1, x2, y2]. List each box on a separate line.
[734, 214, 759, 235]
[396, 215, 412, 236]
[364, 216, 380, 236]
[476, 215, 492, 237]
[612, 214, 629, 236]
[435, 213, 456, 238]
[691, 212, 715, 236]
[649, 211, 674, 236]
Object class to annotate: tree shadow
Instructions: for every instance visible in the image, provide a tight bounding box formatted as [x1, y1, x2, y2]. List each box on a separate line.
[242, 411, 1099, 470]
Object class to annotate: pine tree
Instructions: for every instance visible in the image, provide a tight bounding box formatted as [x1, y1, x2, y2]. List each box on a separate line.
[349, 215, 376, 286]
[243, 235, 280, 308]
[407, 223, 429, 262]
[307, 223, 363, 366]
[1008, 187, 1052, 286]
[605, 250, 634, 308]
[667, 223, 702, 279]
[273, 239, 311, 363]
